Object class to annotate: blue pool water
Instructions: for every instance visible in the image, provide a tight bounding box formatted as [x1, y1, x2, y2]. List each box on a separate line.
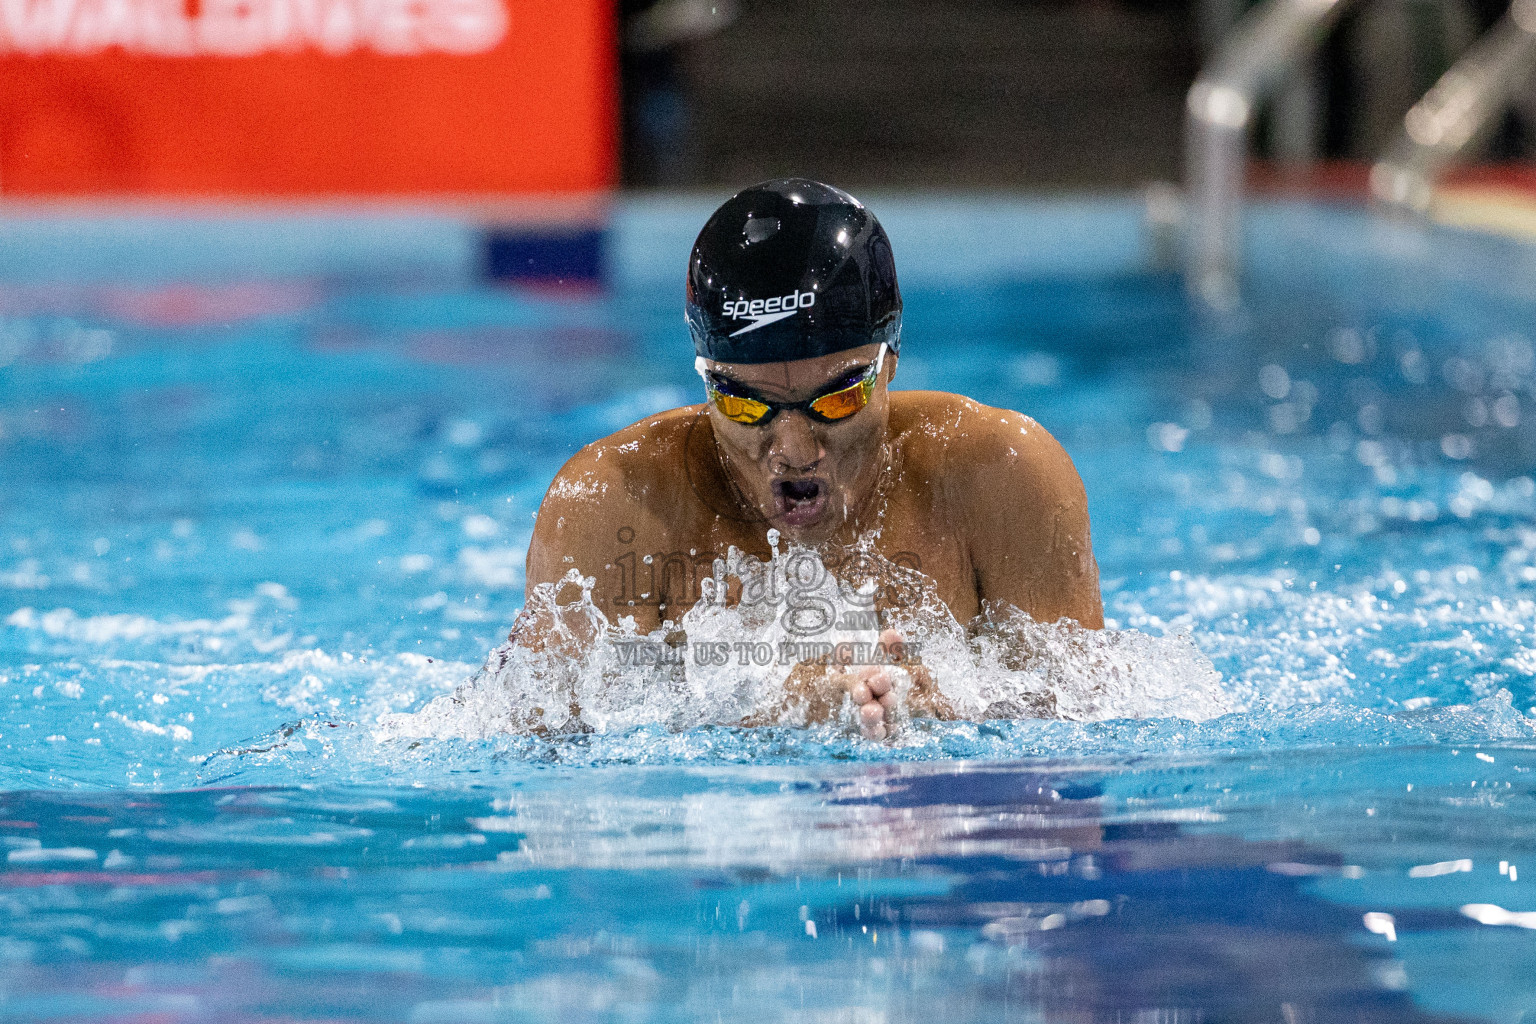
[3, 197, 1536, 1020]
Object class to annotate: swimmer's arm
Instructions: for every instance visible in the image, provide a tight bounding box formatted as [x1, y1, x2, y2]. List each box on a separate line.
[518, 449, 635, 643]
[959, 412, 1104, 629]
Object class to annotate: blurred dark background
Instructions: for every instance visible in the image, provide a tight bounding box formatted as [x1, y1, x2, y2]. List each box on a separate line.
[620, 0, 1536, 190]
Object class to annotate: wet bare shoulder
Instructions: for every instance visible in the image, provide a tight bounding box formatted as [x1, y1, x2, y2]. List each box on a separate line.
[889, 390, 1058, 480]
[527, 405, 704, 587]
[551, 405, 706, 503]
[889, 390, 1101, 626]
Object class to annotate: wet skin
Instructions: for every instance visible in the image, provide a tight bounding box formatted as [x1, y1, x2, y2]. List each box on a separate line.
[522, 344, 1103, 737]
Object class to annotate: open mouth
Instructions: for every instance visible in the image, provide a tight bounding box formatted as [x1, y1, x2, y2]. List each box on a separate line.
[771, 478, 829, 527]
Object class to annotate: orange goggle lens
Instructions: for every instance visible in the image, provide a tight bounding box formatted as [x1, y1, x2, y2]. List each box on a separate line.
[708, 377, 873, 424]
[702, 343, 885, 426]
[808, 378, 874, 421]
[709, 391, 774, 424]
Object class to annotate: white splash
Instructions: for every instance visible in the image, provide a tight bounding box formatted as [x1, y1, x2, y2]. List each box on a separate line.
[379, 543, 1232, 742]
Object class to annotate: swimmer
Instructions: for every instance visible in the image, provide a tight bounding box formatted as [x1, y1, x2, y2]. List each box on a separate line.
[519, 179, 1102, 738]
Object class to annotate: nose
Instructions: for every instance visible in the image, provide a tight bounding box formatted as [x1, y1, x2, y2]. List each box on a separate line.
[767, 410, 822, 472]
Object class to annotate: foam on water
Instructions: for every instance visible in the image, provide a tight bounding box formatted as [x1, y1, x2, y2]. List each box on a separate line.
[5, 543, 1533, 786]
[4, 526, 1535, 786]
[380, 541, 1233, 746]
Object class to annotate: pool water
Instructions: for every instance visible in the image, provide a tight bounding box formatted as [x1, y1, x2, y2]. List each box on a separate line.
[3, 197, 1536, 1021]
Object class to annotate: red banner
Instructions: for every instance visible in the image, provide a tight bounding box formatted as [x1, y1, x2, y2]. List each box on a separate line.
[0, 0, 616, 195]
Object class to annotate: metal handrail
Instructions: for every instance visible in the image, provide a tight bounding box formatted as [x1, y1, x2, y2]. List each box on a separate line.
[1371, 0, 1536, 214]
[1185, 0, 1357, 306]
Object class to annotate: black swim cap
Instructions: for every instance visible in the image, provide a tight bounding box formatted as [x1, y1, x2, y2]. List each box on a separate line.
[686, 178, 901, 365]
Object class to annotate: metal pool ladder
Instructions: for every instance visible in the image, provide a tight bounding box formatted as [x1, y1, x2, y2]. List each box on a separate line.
[1370, 0, 1536, 214]
[1185, 0, 1356, 307]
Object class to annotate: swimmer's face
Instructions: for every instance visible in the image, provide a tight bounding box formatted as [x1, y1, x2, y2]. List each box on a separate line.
[700, 343, 894, 540]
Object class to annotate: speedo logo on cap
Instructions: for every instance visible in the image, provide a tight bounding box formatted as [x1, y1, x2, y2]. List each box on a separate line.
[722, 290, 816, 337]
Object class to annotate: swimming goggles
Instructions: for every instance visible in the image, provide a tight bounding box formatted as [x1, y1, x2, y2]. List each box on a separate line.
[695, 343, 887, 426]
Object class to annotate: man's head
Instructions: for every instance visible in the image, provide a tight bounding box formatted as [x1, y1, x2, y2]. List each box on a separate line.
[686, 179, 901, 540]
